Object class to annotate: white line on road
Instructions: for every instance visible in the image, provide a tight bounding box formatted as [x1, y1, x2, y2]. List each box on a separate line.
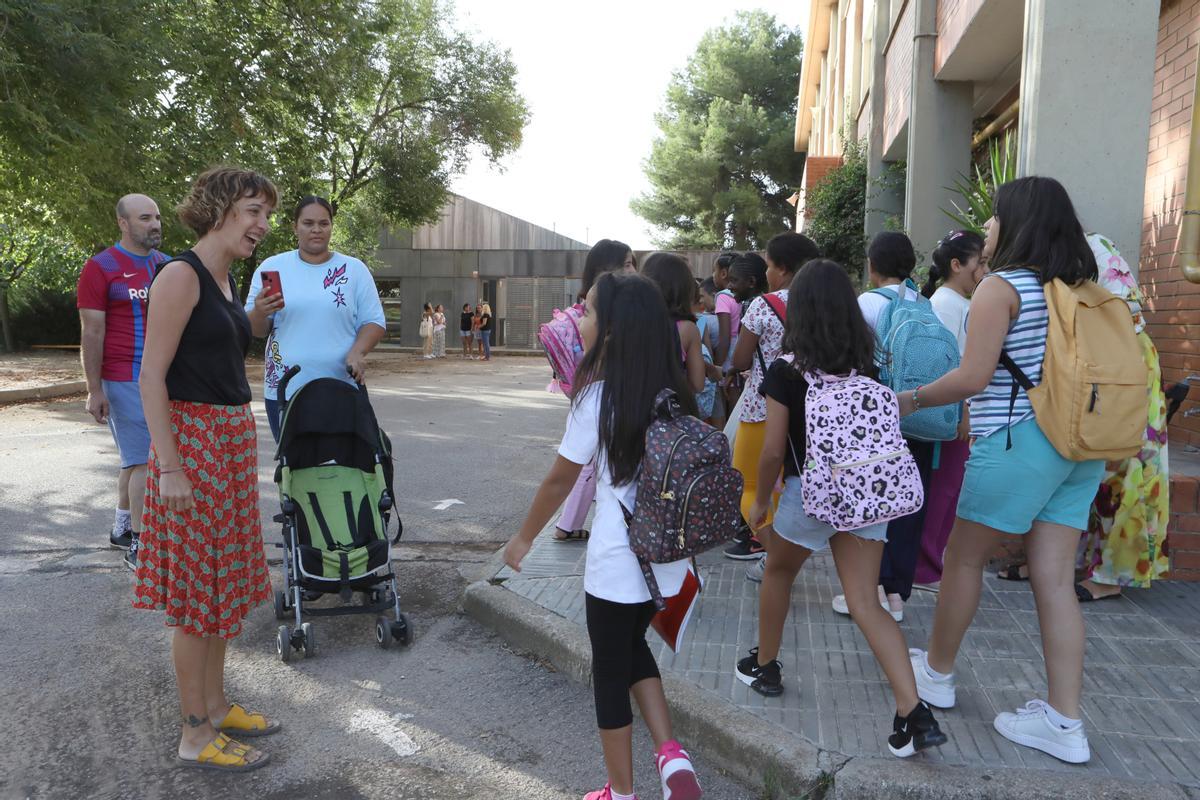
[347, 708, 419, 757]
[432, 499, 464, 510]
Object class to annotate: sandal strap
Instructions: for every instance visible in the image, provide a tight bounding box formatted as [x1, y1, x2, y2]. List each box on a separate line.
[198, 734, 254, 766]
[222, 702, 273, 731]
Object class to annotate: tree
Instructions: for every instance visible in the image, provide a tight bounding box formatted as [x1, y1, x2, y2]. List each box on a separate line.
[0, 0, 529, 254]
[804, 137, 868, 282]
[632, 11, 803, 250]
[0, 206, 82, 351]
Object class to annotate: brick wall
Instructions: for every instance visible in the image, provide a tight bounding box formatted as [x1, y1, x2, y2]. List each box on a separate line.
[802, 157, 846, 219]
[884, 1, 914, 155]
[935, 0, 985, 73]
[1141, 0, 1200, 449]
[1143, 0, 1200, 581]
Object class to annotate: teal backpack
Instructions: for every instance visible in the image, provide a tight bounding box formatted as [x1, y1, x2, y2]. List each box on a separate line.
[871, 280, 961, 441]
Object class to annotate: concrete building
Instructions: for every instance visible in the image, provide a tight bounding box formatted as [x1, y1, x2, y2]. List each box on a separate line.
[373, 194, 725, 348]
[793, 0, 1200, 576]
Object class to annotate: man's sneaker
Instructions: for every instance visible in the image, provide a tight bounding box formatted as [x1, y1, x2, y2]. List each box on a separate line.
[109, 526, 133, 550]
[909, 648, 956, 709]
[582, 783, 637, 800]
[887, 701, 948, 757]
[745, 556, 766, 583]
[994, 700, 1090, 764]
[735, 647, 783, 697]
[123, 537, 139, 572]
[832, 593, 902, 622]
[723, 535, 764, 560]
[655, 740, 701, 800]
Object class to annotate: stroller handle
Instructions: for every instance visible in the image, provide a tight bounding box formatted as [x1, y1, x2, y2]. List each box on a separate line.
[346, 364, 371, 402]
[277, 365, 302, 407]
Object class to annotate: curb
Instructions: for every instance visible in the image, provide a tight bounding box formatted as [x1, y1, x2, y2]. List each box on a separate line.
[0, 380, 87, 404]
[464, 578, 1193, 800]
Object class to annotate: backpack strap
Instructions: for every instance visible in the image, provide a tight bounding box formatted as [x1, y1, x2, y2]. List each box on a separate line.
[754, 293, 787, 375]
[998, 350, 1036, 451]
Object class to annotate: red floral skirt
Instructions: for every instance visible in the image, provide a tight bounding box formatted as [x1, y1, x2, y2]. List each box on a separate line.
[133, 401, 270, 639]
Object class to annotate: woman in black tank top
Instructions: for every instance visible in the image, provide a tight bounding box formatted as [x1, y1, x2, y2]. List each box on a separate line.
[136, 167, 279, 772]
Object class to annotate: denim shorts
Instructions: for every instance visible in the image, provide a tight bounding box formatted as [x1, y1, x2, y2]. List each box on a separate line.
[773, 476, 888, 551]
[957, 417, 1104, 534]
[460, 330, 472, 339]
[102, 379, 151, 468]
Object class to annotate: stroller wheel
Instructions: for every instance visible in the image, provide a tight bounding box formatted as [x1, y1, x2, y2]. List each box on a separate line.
[277, 625, 293, 663]
[391, 613, 412, 646]
[273, 590, 290, 621]
[375, 616, 392, 650]
[300, 622, 317, 658]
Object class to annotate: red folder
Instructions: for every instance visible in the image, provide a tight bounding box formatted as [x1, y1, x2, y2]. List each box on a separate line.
[651, 564, 703, 653]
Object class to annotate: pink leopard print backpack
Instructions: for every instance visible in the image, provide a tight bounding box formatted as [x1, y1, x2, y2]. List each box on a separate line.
[800, 370, 924, 531]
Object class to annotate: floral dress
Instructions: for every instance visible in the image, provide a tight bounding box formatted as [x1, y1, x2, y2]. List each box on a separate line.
[1076, 233, 1170, 588]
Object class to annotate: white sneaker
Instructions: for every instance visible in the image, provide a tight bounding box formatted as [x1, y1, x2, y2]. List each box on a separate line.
[994, 700, 1090, 764]
[746, 557, 766, 583]
[909, 648, 956, 709]
[832, 593, 902, 622]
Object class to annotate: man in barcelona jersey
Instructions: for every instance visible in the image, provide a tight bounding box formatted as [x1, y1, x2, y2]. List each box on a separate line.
[77, 194, 170, 570]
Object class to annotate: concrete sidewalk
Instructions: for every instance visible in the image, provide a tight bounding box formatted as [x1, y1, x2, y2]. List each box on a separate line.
[467, 526, 1200, 799]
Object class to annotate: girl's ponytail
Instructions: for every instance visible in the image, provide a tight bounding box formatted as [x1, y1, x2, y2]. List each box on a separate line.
[923, 230, 985, 298]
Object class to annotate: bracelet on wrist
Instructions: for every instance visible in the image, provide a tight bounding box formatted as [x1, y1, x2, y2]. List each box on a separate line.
[913, 385, 924, 411]
[160, 467, 184, 474]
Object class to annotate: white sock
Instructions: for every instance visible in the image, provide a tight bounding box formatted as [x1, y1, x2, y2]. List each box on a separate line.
[611, 790, 635, 800]
[923, 652, 952, 682]
[1043, 702, 1081, 730]
[115, 508, 131, 530]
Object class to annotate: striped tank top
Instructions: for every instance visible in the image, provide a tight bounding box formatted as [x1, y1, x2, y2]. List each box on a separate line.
[970, 269, 1048, 438]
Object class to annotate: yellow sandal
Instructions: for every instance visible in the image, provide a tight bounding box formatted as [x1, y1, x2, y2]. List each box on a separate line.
[215, 703, 281, 737]
[176, 733, 270, 772]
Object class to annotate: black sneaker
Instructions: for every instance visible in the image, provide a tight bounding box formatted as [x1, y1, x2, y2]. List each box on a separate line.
[109, 527, 133, 550]
[888, 701, 948, 757]
[724, 535, 764, 560]
[123, 536, 139, 572]
[735, 647, 783, 697]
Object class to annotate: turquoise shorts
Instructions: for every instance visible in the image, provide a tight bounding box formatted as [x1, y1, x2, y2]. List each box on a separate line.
[956, 418, 1104, 534]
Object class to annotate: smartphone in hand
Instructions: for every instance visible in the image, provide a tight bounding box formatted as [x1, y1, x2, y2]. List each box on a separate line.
[261, 270, 284, 306]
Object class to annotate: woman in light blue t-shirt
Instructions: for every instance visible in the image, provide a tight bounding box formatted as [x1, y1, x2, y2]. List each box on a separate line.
[245, 196, 387, 441]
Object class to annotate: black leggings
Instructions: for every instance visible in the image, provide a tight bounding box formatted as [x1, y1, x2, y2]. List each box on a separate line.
[585, 593, 661, 729]
[879, 438, 936, 601]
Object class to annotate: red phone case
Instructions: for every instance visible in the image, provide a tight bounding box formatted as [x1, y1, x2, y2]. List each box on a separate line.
[262, 271, 283, 302]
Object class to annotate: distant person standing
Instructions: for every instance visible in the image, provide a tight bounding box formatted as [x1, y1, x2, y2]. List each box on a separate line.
[471, 304, 484, 358]
[77, 193, 170, 570]
[478, 302, 494, 361]
[420, 303, 434, 359]
[459, 303, 474, 357]
[432, 304, 447, 358]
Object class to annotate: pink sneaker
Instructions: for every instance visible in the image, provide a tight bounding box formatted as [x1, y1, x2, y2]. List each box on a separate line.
[582, 783, 637, 800]
[656, 740, 702, 800]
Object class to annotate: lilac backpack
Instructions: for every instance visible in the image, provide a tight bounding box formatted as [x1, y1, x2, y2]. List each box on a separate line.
[538, 304, 585, 394]
[623, 389, 744, 610]
[799, 370, 924, 531]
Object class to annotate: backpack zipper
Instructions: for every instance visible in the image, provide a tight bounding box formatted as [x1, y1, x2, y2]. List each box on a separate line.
[1089, 383, 1099, 413]
[674, 467, 721, 548]
[660, 429, 720, 500]
[829, 448, 908, 475]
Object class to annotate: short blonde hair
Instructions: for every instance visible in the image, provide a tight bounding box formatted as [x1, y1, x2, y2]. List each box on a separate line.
[481, 302, 493, 316]
[176, 166, 278, 237]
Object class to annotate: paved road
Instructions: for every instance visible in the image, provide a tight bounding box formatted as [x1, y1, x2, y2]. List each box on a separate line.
[0, 357, 754, 800]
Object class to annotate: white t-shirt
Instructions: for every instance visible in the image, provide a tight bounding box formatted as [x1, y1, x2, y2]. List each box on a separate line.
[559, 384, 688, 604]
[246, 250, 387, 401]
[930, 286, 970, 355]
[857, 281, 919, 332]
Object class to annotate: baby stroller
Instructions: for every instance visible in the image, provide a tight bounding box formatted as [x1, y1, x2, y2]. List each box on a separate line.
[271, 365, 412, 661]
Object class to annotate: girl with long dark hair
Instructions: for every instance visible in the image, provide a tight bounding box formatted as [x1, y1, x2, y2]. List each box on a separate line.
[641, 252, 710, 394]
[915, 231, 986, 588]
[554, 239, 637, 542]
[898, 176, 1103, 764]
[504, 272, 703, 800]
[735, 260, 947, 757]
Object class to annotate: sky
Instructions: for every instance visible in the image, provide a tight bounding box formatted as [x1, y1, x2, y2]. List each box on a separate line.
[450, 0, 805, 250]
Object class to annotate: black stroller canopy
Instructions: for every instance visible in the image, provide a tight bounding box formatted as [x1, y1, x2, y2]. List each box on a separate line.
[278, 378, 387, 473]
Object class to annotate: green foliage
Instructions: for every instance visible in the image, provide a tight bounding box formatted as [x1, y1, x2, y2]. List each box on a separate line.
[804, 138, 868, 281]
[0, 0, 529, 253]
[944, 131, 1018, 234]
[632, 11, 804, 250]
[0, 206, 88, 350]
